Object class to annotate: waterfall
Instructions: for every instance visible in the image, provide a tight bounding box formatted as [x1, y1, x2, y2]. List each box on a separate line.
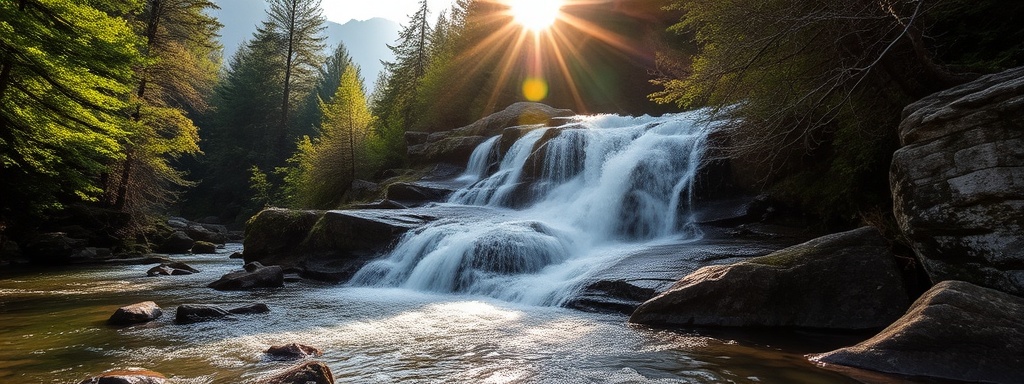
[351, 110, 717, 305]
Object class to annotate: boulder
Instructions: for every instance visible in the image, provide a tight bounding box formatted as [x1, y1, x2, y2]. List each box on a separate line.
[175, 304, 232, 324]
[185, 224, 227, 244]
[384, 182, 454, 204]
[146, 262, 198, 276]
[265, 343, 323, 360]
[452, 102, 574, 138]
[207, 262, 284, 291]
[244, 206, 475, 281]
[229, 251, 244, 259]
[811, 280, 1024, 382]
[108, 301, 162, 325]
[78, 368, 166, 384]
[228, 303, 271, 315]
[258, 361, 334, 384]
[25, 232, 87, 263]
[191, 241, 218, 254]
[159, 231, 194, 254]
[891, 66, 1024, 295]
[630, 227, 909, 329]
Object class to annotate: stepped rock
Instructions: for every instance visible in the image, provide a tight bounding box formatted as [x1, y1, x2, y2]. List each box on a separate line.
[630, 227, 909, 329]
[891, 66, 1024, 295]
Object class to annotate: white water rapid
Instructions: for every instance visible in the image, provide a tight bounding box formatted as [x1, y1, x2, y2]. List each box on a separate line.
[351, 111, 719, 305]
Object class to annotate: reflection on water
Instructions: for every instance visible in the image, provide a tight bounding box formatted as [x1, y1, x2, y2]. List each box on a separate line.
[0, 247, 864, 383]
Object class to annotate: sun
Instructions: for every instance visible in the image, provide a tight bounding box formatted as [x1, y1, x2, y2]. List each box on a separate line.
[509, 0, 563, 32]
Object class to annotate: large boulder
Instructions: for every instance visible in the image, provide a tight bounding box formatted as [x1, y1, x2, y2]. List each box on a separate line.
[78, 369, 166, 384]
[208, 262, 284, 291]
[108, 301, 162, 325]
[258, 361, 334, 384]
[244, 208, 437, 281]
[384, 182, 454, 205]
[452, 102, 574, 138]
[147, 262, 198, 276]
[191, 241, 218, 254]
[811, 280, 1024, 382]
[159, 231, 194, 254]
[891, 66, 1024, 295]
[408, 135, 488, 165]
[629, 227, 909, 329]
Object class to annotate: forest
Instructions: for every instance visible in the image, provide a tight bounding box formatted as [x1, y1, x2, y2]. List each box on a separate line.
[1, 0, 1022, 253]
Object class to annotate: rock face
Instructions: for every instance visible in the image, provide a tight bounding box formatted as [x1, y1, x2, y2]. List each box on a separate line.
[208, 262, 284, 291]
[629, 227, 909, 329]
[265, 343, 323, 360]
[384, 182, 454, 205]
[244, 208, 437, 281]
[258, 361, 334, 384]
[108, 301, 162, 325]
[407, 102, 573, 165]
[811, 280, 1024, 382]
[891, 66, 1024, 295]
[78, 368, 167, 384]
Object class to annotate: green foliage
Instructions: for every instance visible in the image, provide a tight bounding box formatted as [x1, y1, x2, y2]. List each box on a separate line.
[0, 0, 143, 221]
[650, 0, 1021, 224]
[287, 65, 375, 209]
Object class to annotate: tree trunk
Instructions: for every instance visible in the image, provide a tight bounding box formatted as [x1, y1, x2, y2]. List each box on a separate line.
[279, 0, 298, 162]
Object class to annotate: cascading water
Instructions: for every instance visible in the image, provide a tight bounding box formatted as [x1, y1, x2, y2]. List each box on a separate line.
[351, 110, 718, 305]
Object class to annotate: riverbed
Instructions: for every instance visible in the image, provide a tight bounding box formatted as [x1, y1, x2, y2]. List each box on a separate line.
[0, 245, 876, 383]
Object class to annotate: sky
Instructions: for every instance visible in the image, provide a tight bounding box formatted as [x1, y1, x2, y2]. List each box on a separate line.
[321, 0, 458, 24]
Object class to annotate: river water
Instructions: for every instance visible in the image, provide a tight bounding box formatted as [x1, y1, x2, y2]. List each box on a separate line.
[1, 111, 881, 382]
[0, 246, 866, 383]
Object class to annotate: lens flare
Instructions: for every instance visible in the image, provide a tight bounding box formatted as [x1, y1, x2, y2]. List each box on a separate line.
[509, 0, 562, 32]
[522, 77, 549, 101]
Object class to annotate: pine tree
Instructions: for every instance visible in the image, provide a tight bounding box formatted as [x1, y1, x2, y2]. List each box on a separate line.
[289, 64, 373, 209]
[264, 0, 327, 163]
[0, 0, 142, 222]
[104, 0, 221, 228]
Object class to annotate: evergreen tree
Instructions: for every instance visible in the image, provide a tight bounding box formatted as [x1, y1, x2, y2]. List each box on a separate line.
[294, 44, 354, 137]
[104, 0, 221, 229]
[264, 0, 327, 163]
[288, 64, 373, 209]
[0, 0, 142, 223]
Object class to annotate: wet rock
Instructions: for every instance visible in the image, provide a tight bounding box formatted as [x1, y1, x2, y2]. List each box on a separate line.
[891, 66, 1024, 295]
[108, 301, 162, 325]
[78, 368, 167, 384]
[630, 227, 909, 329]
[159, 231, 194, 254]
[25, 232, 87, 263]
[257, 361, 334, 384]
[191, 241, 218, 254]
[229, 251, 244, 259]
[185, 224, 227, 245]
[175, 304, 232, 324]
[243, 208, 325, 266]
[146, 262, 199, 276]
[350, 199, 409, 210]
[228, 303, 271, 315]
[811, 280, 1024, 382]
[207, 262, 284, 291]
[453, 102, 574, 138]
[265, 343, 323, 360]
[408, 135, 488, 165]
[385, 182, 454, 205]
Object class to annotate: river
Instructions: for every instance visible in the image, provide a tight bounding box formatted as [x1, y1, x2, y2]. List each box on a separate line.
[0, 245, 867, 383]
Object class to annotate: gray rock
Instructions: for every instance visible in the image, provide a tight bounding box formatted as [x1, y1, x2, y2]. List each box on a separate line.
[408, 135, 488, 165]
[186, 224, 227, 245]
[265, 343, 323, 360]
[384, 182, 454, 204]
[811, 280, 1024, 383]
[108, 301, 162, 325]
[257, 361, 334, 384]
[629, 227, 909, 329]
[147, 262, 199, 276]
[159, 231, 194, 254]
[208, 263, 284, 291]
[891, 66, 1024, 295]
[175, 304, 232, 324]
[191, 241, 218, 254]
[78, 369, 166, 384]
[228, 303, 270, 315]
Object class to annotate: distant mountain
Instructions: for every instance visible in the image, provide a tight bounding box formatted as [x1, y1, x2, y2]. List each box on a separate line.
[211, 1, 399, 91]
